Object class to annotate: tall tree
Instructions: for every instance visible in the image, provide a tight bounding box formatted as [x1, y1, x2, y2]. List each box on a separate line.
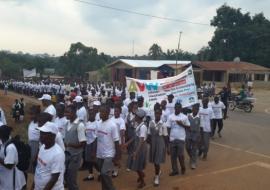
[148, 43, 164, 60]
[201, 4, 270, 67]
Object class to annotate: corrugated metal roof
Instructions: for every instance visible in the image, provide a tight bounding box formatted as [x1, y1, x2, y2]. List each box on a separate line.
[193, 61, 270, 72]
[108, 59, 191, 68]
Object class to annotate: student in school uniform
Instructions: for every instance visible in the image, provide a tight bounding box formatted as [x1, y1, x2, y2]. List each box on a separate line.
[186, 103, 200, 169]
[125, 109, 148, 188]
[27, 105, 41, 173]
[110, 105, 126, 177]
[210, 96, 226, 138]
[198, 97, 214, 160]
[83, 109, 99, 182]
[64, 105, 87, 190]
[125, 101, 138, 171]
[39, 94, 56, 121]
[96, 104, 120, 190]
[33, 122, 65, 190]
[161, 100, 170, 123]
[166, 102, 190, 176]
[148, 106, 168, 186]
[0, 125, 26, 190]
[12, 99, 21, 122]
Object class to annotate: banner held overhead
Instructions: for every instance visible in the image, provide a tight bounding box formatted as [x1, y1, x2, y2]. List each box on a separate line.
[126, 66, 198, 108]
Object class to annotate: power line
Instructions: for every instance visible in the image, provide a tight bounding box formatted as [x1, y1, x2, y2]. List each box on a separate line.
[73, 0, 210, 26]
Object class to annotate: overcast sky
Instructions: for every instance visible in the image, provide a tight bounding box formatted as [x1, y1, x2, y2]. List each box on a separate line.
[0, 0, 269, 56]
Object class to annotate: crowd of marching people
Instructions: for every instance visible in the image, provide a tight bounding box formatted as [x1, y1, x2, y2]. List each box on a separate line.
[0, 79, 230, 190]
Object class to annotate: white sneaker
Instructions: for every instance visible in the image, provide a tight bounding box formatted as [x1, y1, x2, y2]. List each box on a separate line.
[126, 168, 131, 172]
[154, 176, 159, 186]
[112, 170, 118, 178]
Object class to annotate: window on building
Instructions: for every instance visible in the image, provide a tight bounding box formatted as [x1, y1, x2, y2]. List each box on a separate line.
[139, 69, 149, 79]
[203, 71, 224, 82]
[228, 73, 246, 82]
[254, 74, 265, 81]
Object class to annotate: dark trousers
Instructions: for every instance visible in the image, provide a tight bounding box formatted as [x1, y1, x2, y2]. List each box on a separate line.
[87, 161, 99, 174]
[223, 102, 228, 119]
[186, 135, 200, 164]
[211, 119, 223, 136]
[199, 131, 210, 156]
[65, 152, 82, 190]
[170, 140, 185, 173]
[97, 158, 116, 190]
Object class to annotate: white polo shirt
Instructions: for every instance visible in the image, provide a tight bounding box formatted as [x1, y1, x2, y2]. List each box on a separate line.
[199, 107, 214, 132]
[34, 144, 65, 190]
[210, 101, 226, 119]
[166, 113, 190, 142]
[96, 119, 119, 159]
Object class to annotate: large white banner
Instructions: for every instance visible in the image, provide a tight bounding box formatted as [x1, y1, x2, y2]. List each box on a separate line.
[126, 66, 198, 108]
[23, 68, 36, 78]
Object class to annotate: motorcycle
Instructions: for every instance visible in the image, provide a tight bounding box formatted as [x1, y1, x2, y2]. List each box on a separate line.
[228, 95, 255, 113]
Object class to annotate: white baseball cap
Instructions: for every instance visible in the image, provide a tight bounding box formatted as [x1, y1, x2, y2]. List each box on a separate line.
[38, 94, 51, 101]
[93, 100, 101, 106]
[38, 121, 58, 135]
[73, 96, 83, 103]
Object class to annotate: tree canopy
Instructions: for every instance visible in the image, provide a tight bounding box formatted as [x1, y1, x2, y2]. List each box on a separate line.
[198, 4, 270, 67]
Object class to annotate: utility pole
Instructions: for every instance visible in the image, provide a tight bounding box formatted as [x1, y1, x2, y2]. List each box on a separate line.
[175, 31, 182, 75]
[132, 40, 134, 57]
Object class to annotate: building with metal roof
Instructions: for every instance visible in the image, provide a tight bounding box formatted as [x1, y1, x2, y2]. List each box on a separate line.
[107, 59, 191, 81]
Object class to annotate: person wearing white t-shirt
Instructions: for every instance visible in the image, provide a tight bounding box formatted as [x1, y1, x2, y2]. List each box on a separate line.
[166, 94, 175, 115]
[111, 106, 126, 178]
[166, 102, 190, 176]
[74, 96, 88, 125]
[161, 100, 170, 123]
[97, 105, 120, 190]
[28, 105, 41, 173]
[39, 94, 56, 121]
[34, 122, 65, 190]
[0, 107, 7, 125]
[55, 104, 69, 139]
[83, 109, 99, 182]
[198, 97, 214, 160]
[64, 105, 86, 190]
[210, 96, 226, 138]
[0, 125, 26, 190]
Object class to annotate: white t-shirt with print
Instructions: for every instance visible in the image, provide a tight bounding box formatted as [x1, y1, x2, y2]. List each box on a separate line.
[28, 121, 40, 141]
[54, 117, 69, 139]
[85, 121, 98, 145]
[199, 107, 214, 132]
[166, 113, 190, 142]
[0, 143, 26, 190]
[96, 119, 119, 158]
[76, 106, 88, 125]
[210, 101, 226, 119]
[34, 144, 65, 190]
[111, 116, 126, 144]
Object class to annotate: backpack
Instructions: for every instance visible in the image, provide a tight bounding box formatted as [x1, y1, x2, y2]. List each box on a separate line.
[4, 136, 31, 171]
